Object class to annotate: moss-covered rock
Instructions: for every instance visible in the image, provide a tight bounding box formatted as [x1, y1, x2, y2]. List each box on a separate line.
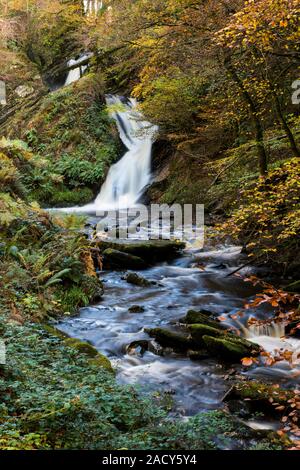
[202, 335, 260, 362]
[102, 248, 146, 270]
[179, 309, 214, 324]
[188, 323, 225, 346]
[124, 272, 152, 287]
[96, 239, 185, 264]
[64, 338, 114, 373]
[182, 310, 224, 330]
[128, 305, 145, 313]
[42, 324, 114, 373]
[145, 327, 195, 351]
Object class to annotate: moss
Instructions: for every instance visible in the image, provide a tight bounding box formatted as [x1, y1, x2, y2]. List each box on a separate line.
[182, 310, 222, 329]
[97, 239, 185, 264]
[231, 381, 294, 404]
[42, 324, 69, 340]
[124, 272, 152, 287]
[3, 75, 120, 207]
[89, 355, 115, 374]
[145, 327, 194, 351]
[189, 323, 225, 345]
[102, 248, 146, 270]
[203, 335, 260, 362]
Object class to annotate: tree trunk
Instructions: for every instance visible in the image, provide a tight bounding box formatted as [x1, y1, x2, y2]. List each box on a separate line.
[273, 93, 300, 158]
[225, 58, 268, 176]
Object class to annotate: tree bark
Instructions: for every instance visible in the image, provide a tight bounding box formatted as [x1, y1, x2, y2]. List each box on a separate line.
[225, 58, 268, 176]
[273, 93, 300, 158]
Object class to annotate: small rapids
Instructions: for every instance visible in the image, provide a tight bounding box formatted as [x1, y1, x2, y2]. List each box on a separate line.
[58, 242, 277, 416]
[64, 53, 93, 86]
[54, 91, 299, 417]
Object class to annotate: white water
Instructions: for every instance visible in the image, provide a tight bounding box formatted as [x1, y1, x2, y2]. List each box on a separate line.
[246, 322, 299, 353]
[64, 53, 92, 86]
[65, 95, 158, 212]
[83, 0, 103, 15]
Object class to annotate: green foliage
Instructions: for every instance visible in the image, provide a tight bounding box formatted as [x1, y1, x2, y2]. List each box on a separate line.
[0, 198, 103, 321]
[134, 70, 208, 131]
[0, 316, 281, 450]
[217, 158, 300, 271]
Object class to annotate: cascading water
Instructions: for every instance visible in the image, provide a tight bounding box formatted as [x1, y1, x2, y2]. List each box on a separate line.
[83, 0, 103, 15]
[66, 95, 158, 212]
[64, 53, 92, 86]
[94, 95, 158, 210]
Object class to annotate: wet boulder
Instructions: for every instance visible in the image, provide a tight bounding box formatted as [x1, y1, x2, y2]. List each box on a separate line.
[96, 239, 185, 264]
[189, 323, 260, 362]
[128, 305, 145, 313]
[188, 324, 225, 346]
[43, 326, 114, 373]
[102, 248, 146, 270]
[202, 335, 260, 363]
[124, 272, 152, 287]
[179, 309, 213, 323]
[181, 310, 224, 329]
[187, 349, 210, 361]
[126, 340, 149, 356]
[145, 327, 195, 352]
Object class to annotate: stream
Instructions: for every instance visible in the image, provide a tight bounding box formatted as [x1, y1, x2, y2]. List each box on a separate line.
[58, 242, 258, 416]
[55, 88, 300, 421]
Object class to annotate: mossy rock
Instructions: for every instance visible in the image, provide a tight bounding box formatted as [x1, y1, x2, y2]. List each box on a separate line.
[202, 335, 260, 362]
[81, 275, 104, 302]
[182, 310, 224, 330]
[64, 338, 114, 374]
[128, 305, 145, 313]
[145, 327, 195, 351]
[179, 309, 214, 324]
[89, 354, 115, 374]
[124, 272, 152, 287]
[43, 325, 114, 373]
[188, 323, 225, 346]
[228, 381, 294, 405]
[102, 248, 146, 270]
[42, 324, 69, 340]
[97, 239, 185, 263]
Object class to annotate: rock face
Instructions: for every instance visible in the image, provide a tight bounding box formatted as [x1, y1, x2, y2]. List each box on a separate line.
[102, 248, 146, 270]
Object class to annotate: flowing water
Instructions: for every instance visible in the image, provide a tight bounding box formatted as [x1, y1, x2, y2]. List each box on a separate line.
[56, 94, 300, 418]
[58, 243, 257, 415]
[62, 95, 158, 212]
[64, 53, 93, 86]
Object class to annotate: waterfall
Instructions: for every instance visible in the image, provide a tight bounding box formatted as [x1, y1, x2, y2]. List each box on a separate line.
[64, 53, 92, 86]
[63, 95, 158, 213]
[83, 0, 103, 15]
[94, 95, 158, 210]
